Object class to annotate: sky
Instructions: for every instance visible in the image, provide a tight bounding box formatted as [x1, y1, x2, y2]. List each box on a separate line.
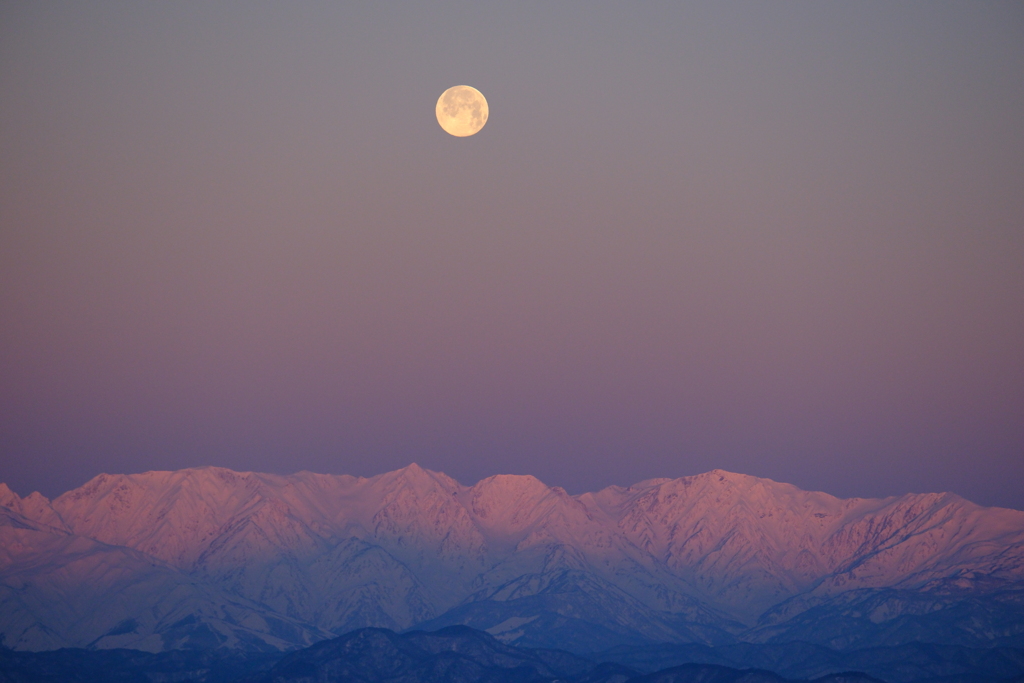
[1, 1, 1022, 509]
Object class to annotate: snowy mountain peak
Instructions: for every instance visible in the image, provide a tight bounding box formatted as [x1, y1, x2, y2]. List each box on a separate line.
[0, 485, 65, 531]
[465, 474, 553, 528]
[371, 462, 461, 495]
[0, 482, 17, 505]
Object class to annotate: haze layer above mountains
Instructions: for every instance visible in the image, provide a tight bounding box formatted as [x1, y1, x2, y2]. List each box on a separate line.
[1, 466, 1022, 654]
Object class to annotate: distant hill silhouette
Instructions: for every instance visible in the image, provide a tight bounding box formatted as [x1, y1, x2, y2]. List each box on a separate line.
[3, 626, 1023, 683]
[0, 626, 882, 683]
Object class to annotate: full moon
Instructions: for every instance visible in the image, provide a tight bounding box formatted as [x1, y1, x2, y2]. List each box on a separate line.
[436, 85, 488, 137]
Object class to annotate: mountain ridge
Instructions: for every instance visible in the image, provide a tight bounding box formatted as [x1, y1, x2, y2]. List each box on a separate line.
[1, 466, 1022, 653]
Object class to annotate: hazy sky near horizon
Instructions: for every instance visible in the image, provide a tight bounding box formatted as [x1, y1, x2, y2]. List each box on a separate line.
[1, 1, 1022, 508]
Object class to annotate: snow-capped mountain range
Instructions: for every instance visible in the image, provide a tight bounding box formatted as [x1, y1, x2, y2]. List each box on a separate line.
[1, 466, 1022, 653]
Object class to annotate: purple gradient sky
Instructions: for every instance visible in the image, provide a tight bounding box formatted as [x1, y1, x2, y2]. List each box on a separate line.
[1, 2, 1022, 508]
